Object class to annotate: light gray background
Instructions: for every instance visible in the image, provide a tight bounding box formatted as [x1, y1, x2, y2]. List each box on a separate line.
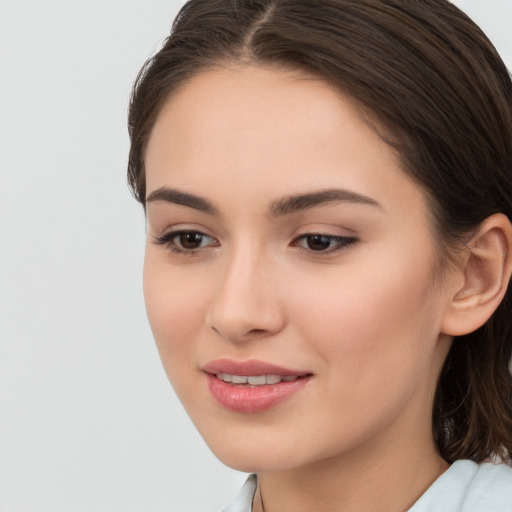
[0, 1, 510, 511]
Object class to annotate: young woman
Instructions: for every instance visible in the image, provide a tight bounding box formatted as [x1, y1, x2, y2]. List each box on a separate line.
[127, 1, 512, 510]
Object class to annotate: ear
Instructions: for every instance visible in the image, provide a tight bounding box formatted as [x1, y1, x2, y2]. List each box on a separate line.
[441, 214, 512, 337]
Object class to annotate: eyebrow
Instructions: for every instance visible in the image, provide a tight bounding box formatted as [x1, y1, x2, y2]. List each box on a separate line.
[145, 186, 381, 216]
[146, 187, 218, 215]
[269, 188, 381, 216]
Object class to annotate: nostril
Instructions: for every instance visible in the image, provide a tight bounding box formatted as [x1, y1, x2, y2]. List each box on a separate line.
[207, 286, 286, 341]
[247, 328, 267, 336]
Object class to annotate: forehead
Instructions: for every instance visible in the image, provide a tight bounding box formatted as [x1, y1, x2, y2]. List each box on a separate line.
[145, 64, 424, 216]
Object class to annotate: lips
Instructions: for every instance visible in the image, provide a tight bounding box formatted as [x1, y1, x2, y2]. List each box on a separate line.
[202, 358, 312, 413]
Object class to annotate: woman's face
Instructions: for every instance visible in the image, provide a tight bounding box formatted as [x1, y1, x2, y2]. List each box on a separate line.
[143, 65, 454, 472]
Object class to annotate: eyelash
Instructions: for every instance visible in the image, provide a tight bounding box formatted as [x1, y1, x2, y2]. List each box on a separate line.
[153, 230, 219, 255]
[291, 233, 358, 254]
[153, 230, 358, 256]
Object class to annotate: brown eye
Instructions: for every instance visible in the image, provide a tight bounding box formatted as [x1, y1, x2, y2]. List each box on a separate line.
[153, 230, 218, 254]
[305, 234, 333, 251]
[177, 232, 206, 250]
[293, 233, 358, 253]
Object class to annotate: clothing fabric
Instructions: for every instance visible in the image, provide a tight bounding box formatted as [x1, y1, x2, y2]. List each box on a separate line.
[220, 460, 512, 512]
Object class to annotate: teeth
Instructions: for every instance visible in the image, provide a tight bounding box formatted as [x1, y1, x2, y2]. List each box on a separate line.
[216, 373, 299, 386]
[248, 375, 267, 385]
[219, 372, 232, 382]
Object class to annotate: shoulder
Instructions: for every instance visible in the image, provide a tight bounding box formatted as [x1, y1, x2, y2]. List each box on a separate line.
[219, 463, 512, 512]
[461, 461, 512, 511]
[409, 460, 512, 512]
[220, 474, 257, 512]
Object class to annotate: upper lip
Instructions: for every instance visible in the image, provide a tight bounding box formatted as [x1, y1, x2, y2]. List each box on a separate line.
[202, 358, 309, 377]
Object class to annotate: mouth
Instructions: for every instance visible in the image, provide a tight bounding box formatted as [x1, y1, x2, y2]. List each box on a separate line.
[214, 373, 303, 386]
[202, 359, 312, 413]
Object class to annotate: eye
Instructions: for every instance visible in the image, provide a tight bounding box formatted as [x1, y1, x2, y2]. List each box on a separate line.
[153, 230, 219, 254]
[292, 233, 357, 253]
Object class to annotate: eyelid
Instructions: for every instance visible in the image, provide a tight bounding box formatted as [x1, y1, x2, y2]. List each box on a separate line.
[151, 222, 218, 243]
[152, 228, 220, 255]
[291, 232, 358, 254]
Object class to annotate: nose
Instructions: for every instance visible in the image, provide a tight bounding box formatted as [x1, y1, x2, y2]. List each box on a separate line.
[206, 245, 286, 343]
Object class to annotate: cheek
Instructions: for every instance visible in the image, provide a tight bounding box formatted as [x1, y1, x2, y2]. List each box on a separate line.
[279, 254, 442, 457]
[290, 245, 440, 386]
[143, 250, 209, 366]
[142, 253, 217, 416]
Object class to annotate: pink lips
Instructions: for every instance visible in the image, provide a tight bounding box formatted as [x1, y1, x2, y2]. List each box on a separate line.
[202, 358, 312, 413]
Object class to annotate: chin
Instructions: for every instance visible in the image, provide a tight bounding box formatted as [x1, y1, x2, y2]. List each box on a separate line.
[198, 426, 318, 474]
[212, 449, 295, 474]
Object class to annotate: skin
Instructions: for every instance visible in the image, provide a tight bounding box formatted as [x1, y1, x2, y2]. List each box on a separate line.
[143, 64, 459, 512]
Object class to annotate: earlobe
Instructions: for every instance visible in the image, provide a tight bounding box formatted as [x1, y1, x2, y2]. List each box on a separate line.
[441, 214, 512, 337]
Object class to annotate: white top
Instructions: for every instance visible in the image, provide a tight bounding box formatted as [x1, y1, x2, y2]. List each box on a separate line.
[221, 460, 512, 512]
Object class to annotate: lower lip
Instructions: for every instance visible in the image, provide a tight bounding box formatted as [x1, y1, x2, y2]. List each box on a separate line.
[206, 374, 311, 413]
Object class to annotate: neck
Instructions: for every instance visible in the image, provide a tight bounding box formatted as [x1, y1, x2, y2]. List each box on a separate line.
[253, 426, 448, 512]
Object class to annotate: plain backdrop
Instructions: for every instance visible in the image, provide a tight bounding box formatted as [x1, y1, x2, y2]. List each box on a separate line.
[0, 1, 511, 511]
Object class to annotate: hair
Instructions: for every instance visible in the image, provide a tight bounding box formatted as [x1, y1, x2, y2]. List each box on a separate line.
[127, 0, 512, 463]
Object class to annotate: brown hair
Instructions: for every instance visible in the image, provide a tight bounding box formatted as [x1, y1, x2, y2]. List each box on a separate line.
[127, 0, 512, 463]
